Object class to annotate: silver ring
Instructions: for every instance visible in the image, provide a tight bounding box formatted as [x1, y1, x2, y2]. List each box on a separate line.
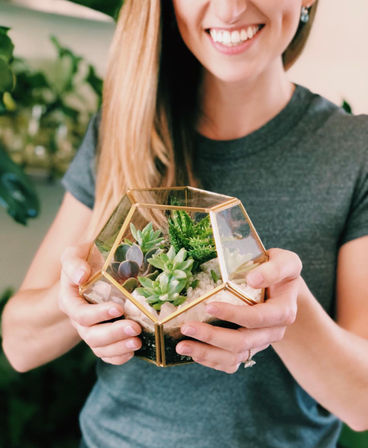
[243, 349, 256, 368]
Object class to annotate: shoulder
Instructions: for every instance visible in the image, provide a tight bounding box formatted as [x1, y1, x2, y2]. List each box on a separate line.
[298, 86, 368, 162]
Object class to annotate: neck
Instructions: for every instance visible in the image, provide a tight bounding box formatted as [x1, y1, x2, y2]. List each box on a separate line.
[197, 59, 294, 140]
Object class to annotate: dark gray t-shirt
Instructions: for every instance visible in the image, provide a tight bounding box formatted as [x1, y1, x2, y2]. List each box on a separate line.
[62, 85, 368, 448]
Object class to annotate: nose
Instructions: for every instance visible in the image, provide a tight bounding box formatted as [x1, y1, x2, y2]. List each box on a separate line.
[211, 0, 247, 25]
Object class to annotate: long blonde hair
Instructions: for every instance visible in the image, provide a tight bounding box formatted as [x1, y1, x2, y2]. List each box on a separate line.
[89, 0, 318, 236]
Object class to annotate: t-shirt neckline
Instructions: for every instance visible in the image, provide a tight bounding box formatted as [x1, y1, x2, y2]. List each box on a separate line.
[195, 84, 314, 160]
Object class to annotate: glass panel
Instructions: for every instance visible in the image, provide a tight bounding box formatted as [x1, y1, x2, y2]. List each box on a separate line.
[128, 188, 187, 208]
[128, 187, 232, 209]
[82, 275, 126, 307]
[87, 243, 107, 277]
[186, 187, 233, 208]
[94, 194, 133, 256]
[213, 205, 266, 298]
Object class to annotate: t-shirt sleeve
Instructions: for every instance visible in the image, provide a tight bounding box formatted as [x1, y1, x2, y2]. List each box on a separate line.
[340, 121, 368, 245]
[61, 113, 99, 209]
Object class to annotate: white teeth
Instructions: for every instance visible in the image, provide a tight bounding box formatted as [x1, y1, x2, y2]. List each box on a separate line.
[223, 31, 231, 44]
[209, 25, 260, 47]
[231, 30, 240, 44]
[240, 29, 247, 41]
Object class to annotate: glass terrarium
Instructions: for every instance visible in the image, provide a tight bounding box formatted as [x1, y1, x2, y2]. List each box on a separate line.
[80, 187, 268, 367]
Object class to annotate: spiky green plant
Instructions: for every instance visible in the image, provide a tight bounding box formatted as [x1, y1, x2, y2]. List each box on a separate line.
[130, 222, 164, 254]
[137, 246, 194, 310]
[168, 210, 217, 271]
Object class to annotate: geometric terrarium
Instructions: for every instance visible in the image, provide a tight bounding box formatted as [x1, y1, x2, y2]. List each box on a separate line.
[80, 187, 268, 367]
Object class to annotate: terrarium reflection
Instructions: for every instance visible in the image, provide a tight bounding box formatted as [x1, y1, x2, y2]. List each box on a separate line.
[80, 187, 268, 367]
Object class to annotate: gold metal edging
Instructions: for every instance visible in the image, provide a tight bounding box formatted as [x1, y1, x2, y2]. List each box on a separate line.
[102, 204, 137, 272]
[79, 271, 103, 297]
[125, 190, 136, 204]
[135, 203, 210, 213]
[225, 283, 259, 306]
[187, 186, 234, 201]
[102, 271, 159, 323]
[209, 211, 229, 283]
[159, 283, 226, 324]
[135, 355, 194, 368]
[159, 324, 166, 366]
[155, 323, 162, 366]
[210, 198, 239, 212]
[128, 187, 187, 192]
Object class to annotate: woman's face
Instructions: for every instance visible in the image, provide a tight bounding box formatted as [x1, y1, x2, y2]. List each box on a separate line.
[172, 0, 314, 85]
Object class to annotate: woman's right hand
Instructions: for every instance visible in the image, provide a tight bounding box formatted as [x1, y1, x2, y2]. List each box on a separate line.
[58, 244, 142, 365]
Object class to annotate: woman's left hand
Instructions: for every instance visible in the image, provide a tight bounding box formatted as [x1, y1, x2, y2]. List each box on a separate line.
[176, 248, 303, 373]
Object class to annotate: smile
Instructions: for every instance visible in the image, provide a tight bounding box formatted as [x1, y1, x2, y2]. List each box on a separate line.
[208, 25, 264, 47]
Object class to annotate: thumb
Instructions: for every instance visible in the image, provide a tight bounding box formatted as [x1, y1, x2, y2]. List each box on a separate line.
[60, 242, 92, 286]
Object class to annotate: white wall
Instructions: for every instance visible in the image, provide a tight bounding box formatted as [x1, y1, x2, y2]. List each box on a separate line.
[289, 0, 368, 114]
[0, 3, 114, 76]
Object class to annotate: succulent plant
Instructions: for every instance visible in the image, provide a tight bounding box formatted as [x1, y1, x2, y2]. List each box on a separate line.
[111, 243, 158, 292]
[110, 222, 163, 292]
[130, 222, 164, 254]
[137, 246, 194, 310]
[168, 210, 217, 271]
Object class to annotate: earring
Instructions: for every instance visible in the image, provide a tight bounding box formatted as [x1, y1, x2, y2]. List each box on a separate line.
[300, 6, 310, 23]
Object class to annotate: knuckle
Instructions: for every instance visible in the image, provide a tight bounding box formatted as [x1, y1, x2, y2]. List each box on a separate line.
[193, 348, 207, 364]
[292, 253, 303, 275]
[202, 327, 215, 345]
[76, 313, 89, 327]
[283, 306, 297, 325]
[274, 327, 286, 341]
[60, 246, 76, 266]
[234, 334, 248, 354]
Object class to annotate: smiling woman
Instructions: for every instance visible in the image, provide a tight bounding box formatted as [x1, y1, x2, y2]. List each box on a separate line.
[1, 1, 368, 448]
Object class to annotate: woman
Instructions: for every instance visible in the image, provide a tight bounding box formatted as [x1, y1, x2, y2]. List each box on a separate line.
[2, 1, 368, 447]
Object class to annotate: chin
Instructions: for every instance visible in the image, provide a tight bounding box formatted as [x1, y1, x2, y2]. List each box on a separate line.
[207, 65, 260, 86]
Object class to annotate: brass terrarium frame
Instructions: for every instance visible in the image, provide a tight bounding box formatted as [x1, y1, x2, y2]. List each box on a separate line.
[80, 186, 268, 367]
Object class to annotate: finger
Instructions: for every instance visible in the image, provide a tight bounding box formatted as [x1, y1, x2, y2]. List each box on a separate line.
[60, 243, 92, 286]
[176, 340, 241, 374]
[181, 321, 285, 353]
[77, 319, 141, 347]
[93, 337, 142, 358]
[206, 281, 298, 328]
[246, 248, 302, 288]
[101, 352, 134, 366]
[63, 295, 124, 327]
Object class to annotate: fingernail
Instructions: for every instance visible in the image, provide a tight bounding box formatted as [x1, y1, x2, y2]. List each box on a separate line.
[177, 344, 191, 355]
[126, 339, 139, 349]
[181, 325, 196, 336]
[125, 325, 138, 336]
[74, 269, 86, 284]
[108, 307, 122, 318]
[247, 271, 264, 287]
[206, 304, 218, 315]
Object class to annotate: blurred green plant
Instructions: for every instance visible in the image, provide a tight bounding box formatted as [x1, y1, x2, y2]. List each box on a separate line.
[0, 27, 39, 224]
[0, 34, 103, 178]
[0, 287, 97, 448]
[0, 26, 15, 112]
